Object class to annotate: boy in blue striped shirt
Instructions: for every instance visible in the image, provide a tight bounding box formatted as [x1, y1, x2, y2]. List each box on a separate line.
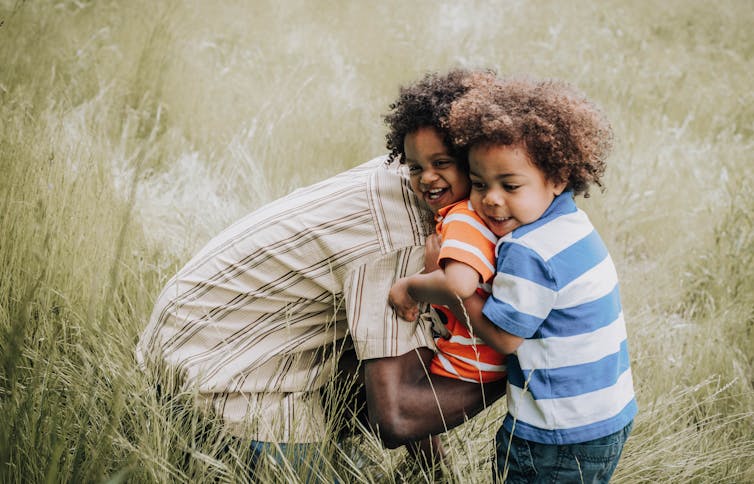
[446, 77, 636, 483]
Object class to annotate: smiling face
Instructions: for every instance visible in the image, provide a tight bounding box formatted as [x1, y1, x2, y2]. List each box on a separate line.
[404, 127, 470, 214]
[468, 143, 567, 237]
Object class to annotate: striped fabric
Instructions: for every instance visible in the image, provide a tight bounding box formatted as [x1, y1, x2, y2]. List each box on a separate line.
[136, 156, 436, 443]
[430, 200, 507, 383]
[483, 191, 636, 445]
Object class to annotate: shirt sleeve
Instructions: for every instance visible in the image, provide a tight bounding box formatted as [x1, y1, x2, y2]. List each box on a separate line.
[482, 241, 558, 338]
[437, 205, 497, 282]
[344, 246, 436, 360]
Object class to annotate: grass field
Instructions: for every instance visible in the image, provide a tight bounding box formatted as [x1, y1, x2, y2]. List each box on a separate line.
[1, 0, 753, 482]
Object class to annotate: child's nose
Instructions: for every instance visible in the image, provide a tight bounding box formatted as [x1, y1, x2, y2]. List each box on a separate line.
[484, 190, 504, 207]
[420, 169, 438, 185]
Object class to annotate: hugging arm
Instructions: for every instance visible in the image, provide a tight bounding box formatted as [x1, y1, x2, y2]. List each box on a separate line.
[455, 293, 524, 356]
[389, 262, 480, 321]
[372, 235, 508, 447]
[349, 235, 506, 448]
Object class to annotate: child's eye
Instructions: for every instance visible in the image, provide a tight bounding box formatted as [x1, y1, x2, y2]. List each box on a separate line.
[433, 160, 454, 169]
[504, 184, 519, 192]
[471, 182, 486, 191]
[407, 164, 421, 174]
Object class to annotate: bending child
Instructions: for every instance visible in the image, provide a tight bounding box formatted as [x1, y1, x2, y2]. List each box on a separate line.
[447, 77, 637, 482]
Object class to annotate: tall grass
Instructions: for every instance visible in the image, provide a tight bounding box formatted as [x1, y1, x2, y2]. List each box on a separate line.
[1, 0, 752, 481]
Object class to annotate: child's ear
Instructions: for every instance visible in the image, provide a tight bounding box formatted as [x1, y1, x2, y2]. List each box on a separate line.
[552, 180, 568, 196]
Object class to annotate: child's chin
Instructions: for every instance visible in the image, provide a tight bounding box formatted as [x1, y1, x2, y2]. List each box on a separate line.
[487, 219, 517, 237]
[427, 199, 450, 213]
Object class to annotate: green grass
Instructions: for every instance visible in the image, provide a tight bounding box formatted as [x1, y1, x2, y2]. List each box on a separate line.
[1, 0, 753, 482]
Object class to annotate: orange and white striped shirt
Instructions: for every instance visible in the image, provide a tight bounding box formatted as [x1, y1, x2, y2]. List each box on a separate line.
[136, 156, 436, 443]
[430, 200, 507, 383]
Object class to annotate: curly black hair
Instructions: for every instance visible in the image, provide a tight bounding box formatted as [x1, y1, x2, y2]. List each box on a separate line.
[384, 68, 497, 163]
[448, 77, 614, 197]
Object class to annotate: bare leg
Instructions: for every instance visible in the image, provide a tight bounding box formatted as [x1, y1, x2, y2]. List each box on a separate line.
[363, 347, 505, 448]
[332, 349, 448, 467]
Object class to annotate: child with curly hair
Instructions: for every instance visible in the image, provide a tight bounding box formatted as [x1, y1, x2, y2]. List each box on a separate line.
[375, 68, 507, 467]
[387, 69, 508, 387]
[443, 77, 637, 482]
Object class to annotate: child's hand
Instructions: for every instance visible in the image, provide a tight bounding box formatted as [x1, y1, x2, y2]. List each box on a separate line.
[389, 277, 420, 322]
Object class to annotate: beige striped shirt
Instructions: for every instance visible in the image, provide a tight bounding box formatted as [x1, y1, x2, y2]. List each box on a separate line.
[136, 156, 435, 442]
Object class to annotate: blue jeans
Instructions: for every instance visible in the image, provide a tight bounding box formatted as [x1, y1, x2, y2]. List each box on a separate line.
[494, 421, 633, 483]
[249, 440, 368, 483]
[249, 441, 329, 482]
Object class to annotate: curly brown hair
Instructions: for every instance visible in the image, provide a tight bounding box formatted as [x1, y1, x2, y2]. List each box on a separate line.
[448, 77, 613, 197]
[384, 68, 497, 164]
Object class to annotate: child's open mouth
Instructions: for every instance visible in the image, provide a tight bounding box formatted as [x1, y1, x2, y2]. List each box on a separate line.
[426, 187, 447, 201]
[485, 215, 516, 236]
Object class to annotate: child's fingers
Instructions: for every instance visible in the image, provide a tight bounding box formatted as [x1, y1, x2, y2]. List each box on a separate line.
[409, 307, 419, 321]
[398, 305, 418, 322]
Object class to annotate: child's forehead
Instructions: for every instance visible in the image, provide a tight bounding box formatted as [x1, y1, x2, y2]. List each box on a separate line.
[404, 128, 456, 163]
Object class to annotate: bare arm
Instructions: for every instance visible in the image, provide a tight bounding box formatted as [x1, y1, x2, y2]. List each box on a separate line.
[389, 261, 479, 321]
[366, 237, 510, 448]
[423, 233, 441, 272]
[451, 293, 524, 356]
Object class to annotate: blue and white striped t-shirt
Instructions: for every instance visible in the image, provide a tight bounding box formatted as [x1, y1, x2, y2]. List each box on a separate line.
[482, 191, 636, 445]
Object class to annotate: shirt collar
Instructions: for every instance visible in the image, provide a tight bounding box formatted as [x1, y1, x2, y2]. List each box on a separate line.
[541, 190, 576, 220]
[510, 190, 577, 238]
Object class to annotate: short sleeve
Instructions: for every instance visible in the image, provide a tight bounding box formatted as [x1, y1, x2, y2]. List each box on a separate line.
[344, 246, 436, 360]
[438, 204, 497, 282]
[482, 241, 557, 338]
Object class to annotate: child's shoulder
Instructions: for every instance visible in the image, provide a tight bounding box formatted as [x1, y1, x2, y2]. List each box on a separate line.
[503, 207, 597, 261]
[437, 199, 487, 232]
[438, 199, 475, 218]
